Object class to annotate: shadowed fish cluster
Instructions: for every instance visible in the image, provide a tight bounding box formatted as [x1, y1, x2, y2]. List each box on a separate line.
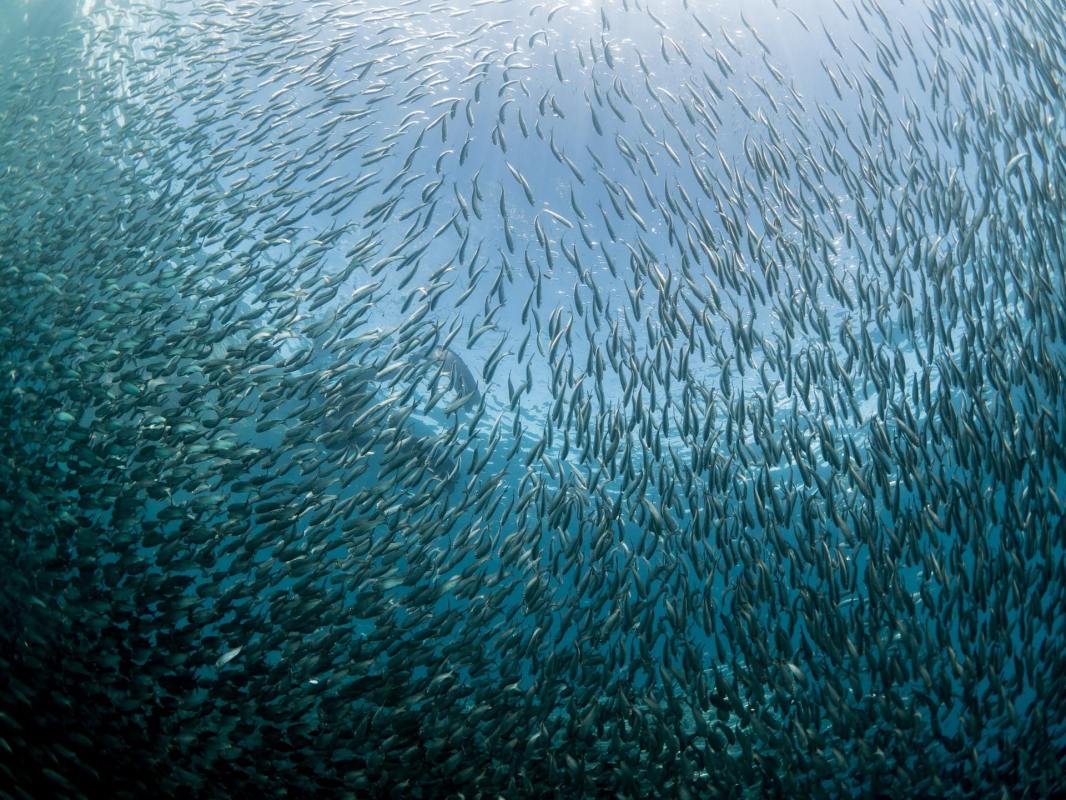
[0, 0, 1064, 797]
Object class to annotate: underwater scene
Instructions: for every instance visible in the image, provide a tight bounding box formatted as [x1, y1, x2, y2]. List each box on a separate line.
[0, 0, 1063, 797]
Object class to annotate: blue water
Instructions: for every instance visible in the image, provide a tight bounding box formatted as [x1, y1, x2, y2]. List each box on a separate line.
[0, 0, 1064, 797]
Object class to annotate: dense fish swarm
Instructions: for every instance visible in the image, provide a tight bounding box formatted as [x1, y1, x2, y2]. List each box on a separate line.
[1, 0, 1064, 797]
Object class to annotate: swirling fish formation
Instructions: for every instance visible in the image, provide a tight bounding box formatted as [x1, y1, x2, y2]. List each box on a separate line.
[0, 0, 1063, 797]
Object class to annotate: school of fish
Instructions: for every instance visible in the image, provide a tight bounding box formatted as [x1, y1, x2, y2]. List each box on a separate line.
[0, 0, 1063, 796]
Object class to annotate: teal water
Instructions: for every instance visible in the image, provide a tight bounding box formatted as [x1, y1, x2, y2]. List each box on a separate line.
[0, 1, 1064, 797]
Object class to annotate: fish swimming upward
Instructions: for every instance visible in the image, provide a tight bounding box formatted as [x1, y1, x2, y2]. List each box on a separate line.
[1, 0, 1064, 798]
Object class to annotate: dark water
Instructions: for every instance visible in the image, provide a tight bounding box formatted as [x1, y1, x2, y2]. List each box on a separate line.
[0, 0, 1064, 797]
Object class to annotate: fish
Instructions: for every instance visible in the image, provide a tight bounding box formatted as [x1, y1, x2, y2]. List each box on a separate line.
[427, 346, 481, 411]
[0, 0, 1063, 798]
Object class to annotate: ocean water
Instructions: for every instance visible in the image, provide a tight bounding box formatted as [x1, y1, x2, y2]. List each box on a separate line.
[0, 0, 1063, 797]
